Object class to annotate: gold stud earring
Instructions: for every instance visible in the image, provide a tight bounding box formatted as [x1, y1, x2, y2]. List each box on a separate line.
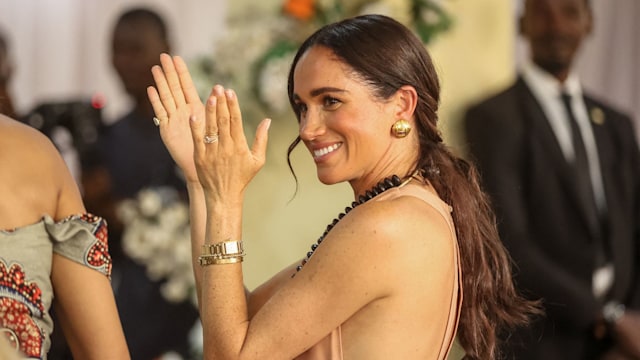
[391, 119, 411, 138]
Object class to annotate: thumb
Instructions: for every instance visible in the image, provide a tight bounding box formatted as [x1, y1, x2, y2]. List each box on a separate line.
[251, 118, 271, 164]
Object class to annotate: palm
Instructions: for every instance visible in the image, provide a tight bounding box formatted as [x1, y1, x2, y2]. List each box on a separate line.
[159, 103, 203, 183]
[148, 54, 204, 184]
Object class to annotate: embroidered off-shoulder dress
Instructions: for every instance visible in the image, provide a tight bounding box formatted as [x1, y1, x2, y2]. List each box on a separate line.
[295, 183, 463, 360]
[0, 214, 111, 359]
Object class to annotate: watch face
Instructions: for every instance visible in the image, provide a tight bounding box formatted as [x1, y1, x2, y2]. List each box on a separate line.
[224, 241, 242, 254]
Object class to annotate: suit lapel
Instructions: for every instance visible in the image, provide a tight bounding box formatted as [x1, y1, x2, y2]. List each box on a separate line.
[584, 97, 614, 227]
[516, 78, 601, 240]
[515, 79, 570, 175]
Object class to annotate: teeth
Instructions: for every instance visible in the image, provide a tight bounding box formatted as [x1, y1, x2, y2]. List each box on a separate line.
[314, 143, 341, 158]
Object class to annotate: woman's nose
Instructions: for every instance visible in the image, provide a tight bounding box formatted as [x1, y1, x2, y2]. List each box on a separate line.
[299, 110, 325, 141]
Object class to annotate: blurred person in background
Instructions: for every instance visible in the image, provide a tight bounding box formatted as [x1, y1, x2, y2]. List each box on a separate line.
[464, 0, 640, 359]
[84, 7, 199, 359]
[0, 30, 16, 118]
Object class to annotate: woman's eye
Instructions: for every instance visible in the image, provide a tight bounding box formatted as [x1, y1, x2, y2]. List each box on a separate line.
[296, 103, 308, 115]
[323, 97, 340, 109]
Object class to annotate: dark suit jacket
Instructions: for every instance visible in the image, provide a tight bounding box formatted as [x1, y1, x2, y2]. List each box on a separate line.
[464, 77, 640, 360]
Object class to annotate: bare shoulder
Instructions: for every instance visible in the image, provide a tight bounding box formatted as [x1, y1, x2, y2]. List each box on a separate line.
[0, 115, 63, 167]
[0, 115, 81, 224]
[326, 188, 456, 288]
[346, 189, 453, 250]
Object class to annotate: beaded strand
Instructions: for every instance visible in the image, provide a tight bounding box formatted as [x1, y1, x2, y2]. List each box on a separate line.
[293, 174, 406, 276]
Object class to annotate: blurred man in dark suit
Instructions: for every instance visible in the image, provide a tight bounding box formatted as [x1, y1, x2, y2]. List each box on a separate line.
[464, 0, 640, 359]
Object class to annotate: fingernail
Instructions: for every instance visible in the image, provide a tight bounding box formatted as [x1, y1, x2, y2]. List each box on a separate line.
[265, 118, 272, 130]
[208, 97, 216, 106]
[225, 89, 234, 99]
[190, 115, 197, 122]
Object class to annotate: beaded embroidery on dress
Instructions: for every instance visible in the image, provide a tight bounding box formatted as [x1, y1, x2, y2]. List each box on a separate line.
[0, 214, 111, 359]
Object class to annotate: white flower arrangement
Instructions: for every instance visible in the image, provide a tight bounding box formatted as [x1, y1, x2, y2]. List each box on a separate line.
[117, 187, 196, 306]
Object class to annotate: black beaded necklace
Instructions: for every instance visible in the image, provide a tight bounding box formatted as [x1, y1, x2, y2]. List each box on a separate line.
[292, 174, 414, 276]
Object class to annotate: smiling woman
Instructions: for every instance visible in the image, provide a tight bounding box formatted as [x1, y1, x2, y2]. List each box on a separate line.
[147, 14, 539, 360]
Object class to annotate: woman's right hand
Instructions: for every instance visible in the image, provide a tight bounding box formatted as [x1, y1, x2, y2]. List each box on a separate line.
[147, 53, 203, 184]
[188, 85, 270, 205]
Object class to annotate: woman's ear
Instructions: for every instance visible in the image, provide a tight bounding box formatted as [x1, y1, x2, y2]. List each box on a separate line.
[393, 85, 418, 121]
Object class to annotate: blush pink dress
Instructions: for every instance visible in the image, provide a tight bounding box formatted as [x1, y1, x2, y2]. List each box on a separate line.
[294, 182, 463, 360]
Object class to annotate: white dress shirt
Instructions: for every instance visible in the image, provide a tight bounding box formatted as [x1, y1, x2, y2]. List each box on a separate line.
[521, 60, 613, 299]
[522, 60, 607, 214]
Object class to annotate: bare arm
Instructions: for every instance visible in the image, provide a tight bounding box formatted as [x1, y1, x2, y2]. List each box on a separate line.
[51, 256, 129, 359]
[50, 136, 130, 359]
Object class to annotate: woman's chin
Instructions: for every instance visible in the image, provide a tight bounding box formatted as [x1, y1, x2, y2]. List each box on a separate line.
[316, 171, 343, 186]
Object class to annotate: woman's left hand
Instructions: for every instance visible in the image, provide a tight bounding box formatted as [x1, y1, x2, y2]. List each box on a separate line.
[147, 54, 203, 184]
[188, 85, 270, 204]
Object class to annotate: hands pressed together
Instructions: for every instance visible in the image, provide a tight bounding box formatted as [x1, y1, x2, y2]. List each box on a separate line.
[146, 53, 271, 203]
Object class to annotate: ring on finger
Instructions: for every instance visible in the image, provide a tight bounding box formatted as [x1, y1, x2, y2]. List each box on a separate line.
[153, 117, 164, 126]
[204, 134, 219, 144]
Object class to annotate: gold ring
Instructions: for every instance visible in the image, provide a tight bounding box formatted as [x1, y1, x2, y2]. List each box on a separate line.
[204, 134, 219, 144]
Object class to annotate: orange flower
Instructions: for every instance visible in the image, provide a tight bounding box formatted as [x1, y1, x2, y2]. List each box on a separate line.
[283, 0, 315, 21]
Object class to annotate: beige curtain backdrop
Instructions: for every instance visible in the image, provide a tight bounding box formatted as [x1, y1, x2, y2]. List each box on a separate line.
[430, 0, 515, 154]
[577, 0, 640, 140]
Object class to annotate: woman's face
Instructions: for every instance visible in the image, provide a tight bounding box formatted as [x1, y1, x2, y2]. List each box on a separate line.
[292, 46, 402, 188]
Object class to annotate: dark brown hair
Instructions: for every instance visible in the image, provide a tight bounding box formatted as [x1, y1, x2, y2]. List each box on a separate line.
[286, 14, 540, 360]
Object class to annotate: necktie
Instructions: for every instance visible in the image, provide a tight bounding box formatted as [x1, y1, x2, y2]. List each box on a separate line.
[560, 92, 607, 265]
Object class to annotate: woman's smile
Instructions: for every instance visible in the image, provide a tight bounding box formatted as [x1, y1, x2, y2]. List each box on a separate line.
[312, 142, 342, 160]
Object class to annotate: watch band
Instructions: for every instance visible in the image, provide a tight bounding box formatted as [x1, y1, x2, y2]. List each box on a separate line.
[201, 240, 244, 258]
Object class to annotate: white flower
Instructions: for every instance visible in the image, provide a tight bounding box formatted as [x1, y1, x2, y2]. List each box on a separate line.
[117, 199, 138, 225]
[118, 187, 196, 305]
[138, 189, 163, 217]
[161, 275, 191, 303]
[159, 203, 190, 230]
[258, 52, 295, 114]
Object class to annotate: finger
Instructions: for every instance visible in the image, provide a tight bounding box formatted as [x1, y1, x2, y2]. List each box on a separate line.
[173, 56, 201, 105]
[147, 86, 168, 127]
[225, 89, 245, 141]
[213, 85, 231, 140]
[189, 113, 206, 157]
[251, 118, 271, 164]
[160, 53, 187, 107]
[151, 60, 177, 115]
[204, 92, 219, 143]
